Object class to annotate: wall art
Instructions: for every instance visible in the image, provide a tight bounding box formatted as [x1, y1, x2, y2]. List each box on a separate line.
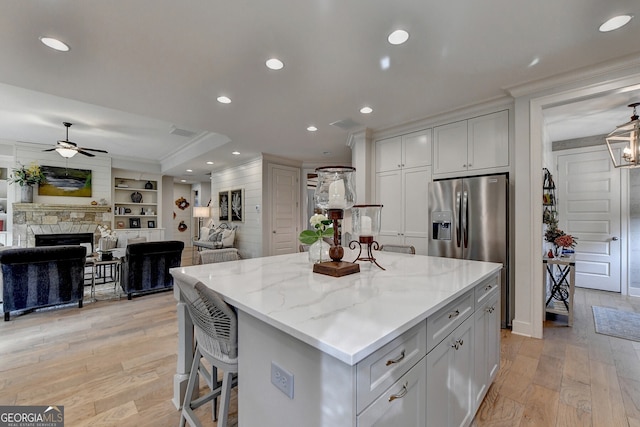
[219, 191, 230, 221]
[230, 188, 243, 222]
[38, 165, 92, 197]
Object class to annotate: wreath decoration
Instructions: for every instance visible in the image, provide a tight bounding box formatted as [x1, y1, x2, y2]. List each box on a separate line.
[175, 197, 190, 210]
[178, 220, 188, 232]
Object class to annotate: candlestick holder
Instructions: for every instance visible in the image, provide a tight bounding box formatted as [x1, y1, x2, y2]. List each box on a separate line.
[312, 166, 360, 277]
[349, 236, 385, 270]
[349, 204, 384, 270]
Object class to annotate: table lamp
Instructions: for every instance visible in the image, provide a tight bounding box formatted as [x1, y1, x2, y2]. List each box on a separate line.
[193, 206, 211, 239]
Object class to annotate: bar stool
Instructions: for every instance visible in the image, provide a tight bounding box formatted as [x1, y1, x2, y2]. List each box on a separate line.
[175, 275, 238, 427]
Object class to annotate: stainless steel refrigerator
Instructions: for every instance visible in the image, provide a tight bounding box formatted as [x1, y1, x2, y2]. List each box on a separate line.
[428, 173, 511, 327]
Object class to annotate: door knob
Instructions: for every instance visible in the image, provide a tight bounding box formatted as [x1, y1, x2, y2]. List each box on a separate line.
[612, 236, 619, 241]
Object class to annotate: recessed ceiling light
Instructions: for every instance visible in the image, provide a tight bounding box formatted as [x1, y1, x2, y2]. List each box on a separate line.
[39, 36, 70, 52]
[217, 96, 232, 104]
[266, 58, 284, 70]
[527, 57, 540, 68]
[380, 56, 391, 70]
[388, 29, 409, 45]
[206, 161, 214, 165]
[180, 179, 186, 183]
[232, 151, 240, 155]
[186, 169, 193, 172]
[599, 15, 633, 32]
[307, 126, 318, 132]
[360, 106, 373, 114]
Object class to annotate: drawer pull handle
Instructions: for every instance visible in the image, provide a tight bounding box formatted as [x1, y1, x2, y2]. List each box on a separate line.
[484, 284, 493, 291]
[451, 338, 464, 350]
[388, 381, 408, 402]
[448, 309, 460, 319]
[386, 350, 406, 366]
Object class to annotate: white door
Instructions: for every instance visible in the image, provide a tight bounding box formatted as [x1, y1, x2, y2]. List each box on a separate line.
[270, 165, 300, 256]
[556, 149, 621, 292]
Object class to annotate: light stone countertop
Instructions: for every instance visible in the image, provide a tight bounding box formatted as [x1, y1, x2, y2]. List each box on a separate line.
[172, 250, 502, 365]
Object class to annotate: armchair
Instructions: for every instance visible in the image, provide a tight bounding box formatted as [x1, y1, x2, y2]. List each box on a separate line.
[120, 240, 184, 300]
[1, 245, 86, 321]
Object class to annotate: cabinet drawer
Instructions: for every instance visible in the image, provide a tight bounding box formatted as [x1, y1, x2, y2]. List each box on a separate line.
[356, 321, 426, 413]
[475, 274, 499, 308]
[427, 290, 474, 352]
[357, 356, 426, 426]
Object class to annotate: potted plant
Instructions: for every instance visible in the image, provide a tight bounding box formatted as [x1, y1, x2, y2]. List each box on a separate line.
[9, 162, 46, 203]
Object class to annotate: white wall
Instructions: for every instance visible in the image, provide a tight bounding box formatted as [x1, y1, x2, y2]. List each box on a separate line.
[172, 183, 193, 247]
[210, 158, 263, 259]
[15, 143, 112, 205]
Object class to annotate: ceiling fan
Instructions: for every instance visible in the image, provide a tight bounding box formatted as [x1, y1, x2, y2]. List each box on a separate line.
[43, 122, 109, 158]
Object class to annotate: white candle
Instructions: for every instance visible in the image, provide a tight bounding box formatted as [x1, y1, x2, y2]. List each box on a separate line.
[360, 215, 372, 236]
[328, 179, 346, 208]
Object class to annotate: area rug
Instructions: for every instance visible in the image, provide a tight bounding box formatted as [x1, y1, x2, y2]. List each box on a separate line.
[592, 306, 640, 342]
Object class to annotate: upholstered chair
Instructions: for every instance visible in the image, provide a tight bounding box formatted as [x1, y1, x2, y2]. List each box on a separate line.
[1, 245, 86, 320]
[120, 240, 184, 300]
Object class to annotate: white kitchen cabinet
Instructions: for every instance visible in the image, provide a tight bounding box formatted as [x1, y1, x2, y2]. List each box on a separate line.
[357, 357, 426, 426]
[426, 315, 475, 427]
[473, 281, 500, 411]
[376, 166, 431, 255]
[433, 110, 508, 176]
[375, 130, 432, 173]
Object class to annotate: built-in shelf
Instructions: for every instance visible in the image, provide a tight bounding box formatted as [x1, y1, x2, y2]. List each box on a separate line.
[113, 177, 158, 230]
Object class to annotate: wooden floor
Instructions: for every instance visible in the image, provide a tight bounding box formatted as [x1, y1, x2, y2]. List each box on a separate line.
[1, 252, 639, 426]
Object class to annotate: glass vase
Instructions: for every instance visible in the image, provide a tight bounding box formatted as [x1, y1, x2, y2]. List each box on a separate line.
[308, 240, 331, 264]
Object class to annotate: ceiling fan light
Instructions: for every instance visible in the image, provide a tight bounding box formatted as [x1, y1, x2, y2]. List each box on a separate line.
[55, 147, 77, 158]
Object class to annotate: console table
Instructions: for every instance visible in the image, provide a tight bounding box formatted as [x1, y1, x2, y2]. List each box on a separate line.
[543, 255, 576, 326]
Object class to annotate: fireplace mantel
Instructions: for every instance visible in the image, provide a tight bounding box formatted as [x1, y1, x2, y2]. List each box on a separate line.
[13, 203, 111, 213]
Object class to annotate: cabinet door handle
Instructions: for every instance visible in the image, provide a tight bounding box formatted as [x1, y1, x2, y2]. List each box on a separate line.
[451, 338, 464, 350]
[388, 381, 409, 402]
[448, 309, 460, 319]
[386, 350, 405, 366]
[484, 284, 493, 291]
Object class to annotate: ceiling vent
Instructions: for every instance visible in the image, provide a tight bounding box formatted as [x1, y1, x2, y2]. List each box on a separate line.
[169, 125, 198, 138]
[330, 118, 361, 131]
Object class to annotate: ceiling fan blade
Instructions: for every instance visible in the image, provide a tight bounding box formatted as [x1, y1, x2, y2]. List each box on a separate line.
[80, 147, 109, 153]
[57, 139, 78, 147]
[77, 150, 96, 157]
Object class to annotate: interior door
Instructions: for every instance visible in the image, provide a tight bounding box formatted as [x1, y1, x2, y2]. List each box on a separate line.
[556, 148, 621, 292]
[270, 165, 300, 256]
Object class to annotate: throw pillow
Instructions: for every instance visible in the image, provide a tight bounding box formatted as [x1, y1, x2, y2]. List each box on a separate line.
[208, 230, 223, 243]
[198, 227, 211, 241]
[222, 229, 235, 248]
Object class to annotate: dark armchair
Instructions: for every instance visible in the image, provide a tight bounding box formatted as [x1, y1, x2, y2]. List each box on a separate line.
[1, 245, 87, 321]
[120, 240, 184, 300]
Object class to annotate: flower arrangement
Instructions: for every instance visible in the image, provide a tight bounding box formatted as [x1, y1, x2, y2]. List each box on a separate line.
[9, 163, 46, 187]
[97, 224, 118, 241]
[299, 213, 333, 245]
[554, 234, 576, 250]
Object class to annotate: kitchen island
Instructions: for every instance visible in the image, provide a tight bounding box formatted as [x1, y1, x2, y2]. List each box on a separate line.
[171, 250, 502, 426]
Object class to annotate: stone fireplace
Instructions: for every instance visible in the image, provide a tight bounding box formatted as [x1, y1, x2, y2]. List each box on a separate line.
[12, 203, 111, 248]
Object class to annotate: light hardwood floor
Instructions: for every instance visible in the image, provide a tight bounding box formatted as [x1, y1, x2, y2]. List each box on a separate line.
[1, 251, 639, 426]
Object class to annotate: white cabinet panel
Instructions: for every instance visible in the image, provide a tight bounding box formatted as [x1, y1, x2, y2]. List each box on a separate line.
[357, 357, 426, 427]
[375, 136, 402, 173]
[433, 110, 509, 177]
[426, 315, 474, 427]
[403, 130, 432, 169]
[376, 170, 402, 240]
[468, 110, 509, 171]
[433, 120, 468, 175]
[474, 289, 500, 411]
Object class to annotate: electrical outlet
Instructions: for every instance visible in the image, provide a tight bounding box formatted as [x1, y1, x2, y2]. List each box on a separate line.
[271, 361, 294, 399]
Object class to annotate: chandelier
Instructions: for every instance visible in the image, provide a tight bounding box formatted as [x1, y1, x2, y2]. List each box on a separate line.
[605, 102, 640, 168]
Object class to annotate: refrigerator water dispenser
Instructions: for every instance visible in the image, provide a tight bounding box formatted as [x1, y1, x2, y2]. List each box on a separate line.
[432, 211, 452, 240]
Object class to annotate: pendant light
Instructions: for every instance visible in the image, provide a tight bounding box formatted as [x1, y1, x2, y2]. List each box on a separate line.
[605, 102, 640, 168]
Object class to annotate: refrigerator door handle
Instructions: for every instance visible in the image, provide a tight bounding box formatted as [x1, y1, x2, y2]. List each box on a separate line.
[455, 191, 462, 247]
[462, 190, 468, 248]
